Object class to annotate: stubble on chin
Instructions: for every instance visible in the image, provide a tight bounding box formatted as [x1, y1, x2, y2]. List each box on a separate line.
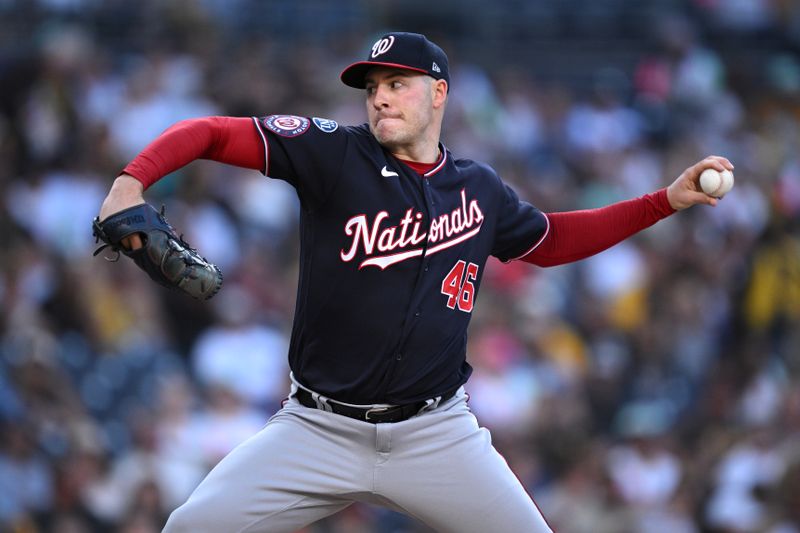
[371, 123, 403, 149]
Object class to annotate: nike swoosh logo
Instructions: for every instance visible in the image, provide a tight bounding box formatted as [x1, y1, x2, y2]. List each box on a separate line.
[381, 166, 399, 178]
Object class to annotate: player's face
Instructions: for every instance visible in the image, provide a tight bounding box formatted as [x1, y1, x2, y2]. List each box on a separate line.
[364, 68, 439, 154]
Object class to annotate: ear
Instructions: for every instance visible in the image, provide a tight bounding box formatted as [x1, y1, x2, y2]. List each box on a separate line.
[432, 79, 448, 109]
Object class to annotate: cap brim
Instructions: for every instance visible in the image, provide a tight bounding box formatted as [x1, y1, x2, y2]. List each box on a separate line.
[340, 61, 430, 89]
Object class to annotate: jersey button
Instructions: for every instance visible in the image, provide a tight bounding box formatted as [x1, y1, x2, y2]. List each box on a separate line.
[395, 353, 403, 361]
[414, 311, 421, 317]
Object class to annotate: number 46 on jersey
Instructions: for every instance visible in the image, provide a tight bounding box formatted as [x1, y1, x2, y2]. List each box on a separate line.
[441, 260, 479, 313]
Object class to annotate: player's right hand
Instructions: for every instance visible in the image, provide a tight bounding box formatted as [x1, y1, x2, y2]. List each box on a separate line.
[99, 174, 146, 250]
[666, 155, 734, 211]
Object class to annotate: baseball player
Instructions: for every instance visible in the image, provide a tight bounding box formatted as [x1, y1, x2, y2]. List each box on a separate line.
[97, 32, 732, 533]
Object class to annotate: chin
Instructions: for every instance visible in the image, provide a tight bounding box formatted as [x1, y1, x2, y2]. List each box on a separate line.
[373, 128, 397, 146]
[372, 118, 402, 140]
[374, 126, 409, 148]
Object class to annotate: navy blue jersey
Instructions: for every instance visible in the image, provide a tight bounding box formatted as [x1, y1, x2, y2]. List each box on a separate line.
[253, 115, 549, 404]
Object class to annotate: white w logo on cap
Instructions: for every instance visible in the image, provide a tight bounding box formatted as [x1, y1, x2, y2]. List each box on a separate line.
[371, 36, 395, 58]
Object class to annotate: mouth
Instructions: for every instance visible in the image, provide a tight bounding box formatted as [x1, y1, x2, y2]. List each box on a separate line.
[375, 114, 402, 124]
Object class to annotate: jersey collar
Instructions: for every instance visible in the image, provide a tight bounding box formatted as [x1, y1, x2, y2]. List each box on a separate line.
[423, 145, 447, 177]
[397, 144, 447, 177]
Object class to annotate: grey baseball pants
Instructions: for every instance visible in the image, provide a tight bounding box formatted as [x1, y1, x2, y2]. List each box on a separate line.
[162, 387, 552, 532]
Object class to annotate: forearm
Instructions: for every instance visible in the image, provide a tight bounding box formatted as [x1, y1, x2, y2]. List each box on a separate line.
[123, 116, 264, 189]
[523, 189, 675, 267]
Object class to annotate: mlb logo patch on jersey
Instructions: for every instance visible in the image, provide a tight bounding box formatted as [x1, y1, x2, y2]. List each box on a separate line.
[262, 115, 310, 137]
[312, 117, 339, 133]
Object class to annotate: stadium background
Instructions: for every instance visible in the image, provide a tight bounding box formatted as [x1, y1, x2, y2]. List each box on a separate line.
[1, 0, 799, 531]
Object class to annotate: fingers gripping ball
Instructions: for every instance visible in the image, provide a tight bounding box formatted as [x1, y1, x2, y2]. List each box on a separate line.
[92, 203, 223, 300]
[699, 168, 734, 198]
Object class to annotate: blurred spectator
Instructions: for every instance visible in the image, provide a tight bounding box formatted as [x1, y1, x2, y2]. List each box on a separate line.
[538, 446, 635, 533]
[190, 283, 289, 411]
[564, 70, 643, 157]
[79, 411, 187, 527]
[706, 430, 788, 532]
[184, 383, 266, 469]
[108, 53, 219, 161]
[0, 422, 53, 529]
[6, 169, 106, 258]
[465, 322, 543, 433]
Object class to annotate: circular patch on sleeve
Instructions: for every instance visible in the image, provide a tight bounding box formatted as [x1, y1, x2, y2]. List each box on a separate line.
[262, 115, 310, 137]
[312, 117, 339, 133]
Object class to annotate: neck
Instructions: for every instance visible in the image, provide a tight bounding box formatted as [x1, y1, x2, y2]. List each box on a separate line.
[390, 142, 440, 164]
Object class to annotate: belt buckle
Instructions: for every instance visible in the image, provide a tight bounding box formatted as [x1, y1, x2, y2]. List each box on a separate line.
[364, 406, 391, 422]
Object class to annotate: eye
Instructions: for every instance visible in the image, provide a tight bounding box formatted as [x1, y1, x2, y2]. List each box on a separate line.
[391, 80, 404, 89]
[365, 85, 376, 96]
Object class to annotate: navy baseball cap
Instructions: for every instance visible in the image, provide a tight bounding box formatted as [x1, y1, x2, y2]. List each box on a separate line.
[340, 32, 449, 90]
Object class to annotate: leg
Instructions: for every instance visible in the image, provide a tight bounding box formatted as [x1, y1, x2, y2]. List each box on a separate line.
[163, 402, 371, 533]
[377, 394, 552, 533]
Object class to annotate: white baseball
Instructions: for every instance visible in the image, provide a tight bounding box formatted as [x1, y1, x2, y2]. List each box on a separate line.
[699, 168, 734, 198]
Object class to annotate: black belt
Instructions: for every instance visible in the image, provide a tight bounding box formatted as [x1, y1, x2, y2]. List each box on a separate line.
[293, 388, 458, 424]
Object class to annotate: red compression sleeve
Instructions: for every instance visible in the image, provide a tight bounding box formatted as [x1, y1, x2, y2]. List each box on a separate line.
[522, 189, 676, 267]
[122, 116, 264, 189]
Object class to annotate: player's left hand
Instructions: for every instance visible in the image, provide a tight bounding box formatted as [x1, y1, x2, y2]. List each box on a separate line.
[667, 155, 734, 211]
[92, 203, 223, 300]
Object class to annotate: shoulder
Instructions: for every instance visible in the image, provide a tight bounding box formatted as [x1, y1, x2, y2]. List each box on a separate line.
[450, 155, 502, 184]
[255, 117, 373, 160]
[258, 115, 358, 138]
[344, 123, 372, 138]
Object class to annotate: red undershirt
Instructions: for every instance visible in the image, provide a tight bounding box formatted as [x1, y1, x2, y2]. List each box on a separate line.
[122, 116, 676, 267]
[399, 158, 438, 175]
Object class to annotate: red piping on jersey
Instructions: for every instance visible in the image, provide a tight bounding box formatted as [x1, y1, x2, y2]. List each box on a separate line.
[251, 116, 269, 176]
[505, 213, 551, 262]
[424, 148, 447, 176]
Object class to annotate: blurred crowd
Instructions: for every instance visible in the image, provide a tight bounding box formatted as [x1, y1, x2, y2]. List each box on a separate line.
[1, 1, 800, 532]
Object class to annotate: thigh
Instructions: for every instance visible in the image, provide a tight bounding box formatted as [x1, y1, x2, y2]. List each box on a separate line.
[163, 402, 372, 533]
[380, 398, 552, 533]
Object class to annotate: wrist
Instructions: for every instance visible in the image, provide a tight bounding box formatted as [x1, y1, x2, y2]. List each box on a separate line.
[658, 187, 678, 214]
[99, 174, 146, 221]
[114, 173, 145, 193]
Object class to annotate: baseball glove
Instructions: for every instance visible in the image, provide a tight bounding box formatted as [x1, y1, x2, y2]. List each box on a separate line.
[92, 203, 223, 300]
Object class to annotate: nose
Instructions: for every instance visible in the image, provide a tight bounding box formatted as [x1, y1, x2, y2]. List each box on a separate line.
[371, 84, 389, 109]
